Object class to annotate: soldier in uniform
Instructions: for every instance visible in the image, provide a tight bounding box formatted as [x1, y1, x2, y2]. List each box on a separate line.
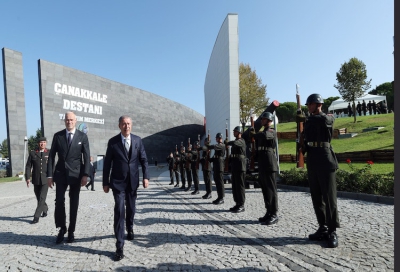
[367, 101, 372, 115]
[224, 126, 246, 213]
[25, 137, 50, 224]
[189, 141, 200, 195]
[173, 151, 180, 187]
[199, 143, 212, 199]
[178, 146, 186, 189]
[184, 145, 193, 192]
[166, 152, 175, 185]
[299, 93, 339, 248]
[204, 133, 225, 204]
[361, 100, 367, 116]
[251, 112, 279, 225]
[356, 101, 362, 116]
[372, 100, 377, 115]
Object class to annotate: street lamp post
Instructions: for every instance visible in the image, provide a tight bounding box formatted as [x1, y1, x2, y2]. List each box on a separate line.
[23, 136, 28, 180]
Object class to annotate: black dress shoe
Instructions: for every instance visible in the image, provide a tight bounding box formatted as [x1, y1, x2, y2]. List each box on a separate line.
[184, 187, 190, 192]
[41, 211, 48, 218]
[91, 189, 95, 191]
[258, 213, 269, 223]
[67, 232, 75, 243]
[127, 231, 134, 241]
[85, 185, 89, 190]
[212, 198, 224, 205]
[114, 248, 124, 261]
[309, 225, 329, 241]
[327, 231, 338, 248]
[233, 206, 245, 213]
[179, 185, 186, 189]
[229, 205, 238, 211]
[56, 228, 67, 244]
[191, 190, 199, 195]
[174, 183, 179, 187]
[262, 215, 279, 225]
[204, 194, 212, 199]
[30, 217, 39, 224]
[169, 182, 174, 185]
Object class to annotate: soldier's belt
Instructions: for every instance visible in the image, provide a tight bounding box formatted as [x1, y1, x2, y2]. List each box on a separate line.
[307, 142, 330, 148]
[257, 147, 273, 151]
[230, 154, 245, 158]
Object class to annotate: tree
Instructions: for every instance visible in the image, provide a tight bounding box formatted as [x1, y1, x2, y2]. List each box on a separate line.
[368, 82, 393, 111]
[334, 57, 371, 123]
[0, 139, 8, 158]
[28, 129, 43, 151]
[322, 96, 340, 113]
[239, 63, 268, 130]
[275, 102, 307, 123]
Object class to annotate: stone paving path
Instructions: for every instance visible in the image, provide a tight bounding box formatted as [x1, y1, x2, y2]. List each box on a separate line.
[0, 166, 394, 271]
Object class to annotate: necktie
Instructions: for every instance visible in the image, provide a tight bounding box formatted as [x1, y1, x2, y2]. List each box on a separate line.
[125, 138, 130, 152]
[68, 133, 72, 146]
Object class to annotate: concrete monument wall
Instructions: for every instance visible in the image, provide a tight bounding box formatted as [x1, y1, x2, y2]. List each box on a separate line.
[2, 48, 28, 176]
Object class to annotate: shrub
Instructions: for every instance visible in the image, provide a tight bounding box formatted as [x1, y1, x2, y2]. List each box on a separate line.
[0, 170, 7, 178]
[279, 168, 308, 187]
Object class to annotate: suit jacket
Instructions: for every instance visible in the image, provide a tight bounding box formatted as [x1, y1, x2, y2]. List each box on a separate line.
[103, 133, 149, 192]
[89, 162, 96, 182]
[47, 129, 91, 184]
[25, 148, 50, 185]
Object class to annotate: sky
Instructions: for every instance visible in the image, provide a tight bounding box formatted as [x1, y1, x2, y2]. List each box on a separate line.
[0, 1, 394, 141]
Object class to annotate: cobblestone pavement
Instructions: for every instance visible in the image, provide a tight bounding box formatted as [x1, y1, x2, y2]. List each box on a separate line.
[0, 166, 394, 271]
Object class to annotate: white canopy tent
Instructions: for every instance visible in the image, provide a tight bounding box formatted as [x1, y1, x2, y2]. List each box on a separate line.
[328, 94, 387, 111]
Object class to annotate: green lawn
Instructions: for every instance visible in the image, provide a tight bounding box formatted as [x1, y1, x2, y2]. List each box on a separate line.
[0, 176, 22, 183]
[279, 162, 393, 174]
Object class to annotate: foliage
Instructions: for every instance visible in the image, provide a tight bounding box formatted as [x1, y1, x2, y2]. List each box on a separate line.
[334, 57, 372, 123]
[239, 63, 268, 126]
[278, 161, 393, 196]
[0, 175, 21, 182]
[28, 129, 43, 151]
[0, 170, 7, 178]
[368, 81, 393, 111]
[322, 96, 340, 113]
[0, 139, 8, 158]
[275, 102, 307, 123]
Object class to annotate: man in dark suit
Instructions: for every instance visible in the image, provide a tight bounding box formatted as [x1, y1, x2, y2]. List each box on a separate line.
[47, 111, 91, 244]
[85, 156, 96, 191]
[103, 115, 149, 261]
[25, 137, 50, 224]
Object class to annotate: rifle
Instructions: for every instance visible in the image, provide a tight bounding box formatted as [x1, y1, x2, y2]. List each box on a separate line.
[196, 134, 200, 170]
[296, 85, 305, 168]
[185, 138, 191, 168]
[249, 116, 256, 171]
[204, 130, 210, 170]
[224, 122, 230, 173]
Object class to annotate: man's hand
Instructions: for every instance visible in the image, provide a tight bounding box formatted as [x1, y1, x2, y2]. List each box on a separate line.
[48, 178, 54, 189]
[224, 139, 229, 145]
[103, 186, 110, 193]
[249, 127, 256, 136]
[81, 176, 88, 187]
[26, 179, 30, 188]
[143, 178, 149, 188]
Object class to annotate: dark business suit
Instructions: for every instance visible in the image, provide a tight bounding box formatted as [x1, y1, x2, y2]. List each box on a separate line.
[25, 148, 50, 219]
[47, 129, 90, 233]
[86, 162, 96, 190]
[103, 133, 149, 250]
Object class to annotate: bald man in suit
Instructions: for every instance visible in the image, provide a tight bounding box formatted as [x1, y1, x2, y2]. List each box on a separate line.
[103, 115, 149, 261]
[47, 111, 90, 244]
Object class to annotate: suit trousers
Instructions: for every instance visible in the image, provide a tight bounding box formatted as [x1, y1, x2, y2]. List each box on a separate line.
[54, 181, 81, 233]
[87, 175, 95, 189]
[191, 168, 199, 190]
[112, 181, 137, 250]
[169, 169, 174, 183]
[308, 168, 340, 232]
[231, 171, 246, 206]
[202, 170, 212, 194]
[33, 183, 48, 218]
[213, 170, 224, 199]
[179, 166, 186, 185]
[174, 170, 180, 184]
[185, 168, 192, 188]
[259, 170, 278, 215]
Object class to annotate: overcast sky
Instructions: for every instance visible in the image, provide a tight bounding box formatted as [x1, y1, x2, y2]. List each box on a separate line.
[0, 1, 394, 141]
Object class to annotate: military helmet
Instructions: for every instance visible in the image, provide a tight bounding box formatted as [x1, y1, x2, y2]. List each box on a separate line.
[215, 132, 223, 138]
[194, 141, 200, 147]
[305, 93, 324, 105]
[260, 112, 274, 121]
[233, 126, 242, 133]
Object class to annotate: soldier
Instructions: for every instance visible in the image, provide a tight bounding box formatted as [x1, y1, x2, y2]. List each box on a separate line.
[224, 126, 246, 213]
[200, 143, 212, 199]
[173, 151, 180, 187]
[367, 101, 372, 115]
[251, 113, 279, 225]
[25, 137, 50, 224]
[299, 93, 340, 248]
[178, 146, 186, 189]
[347, 103, 352, 117]
[372, 100, 377, 115]
[361, 100, 367, 116]
[204, 133, 225, 204]
[166, 152, 175, 185]
[356, 101, 362, 116]
[184, 145, 193, 192]
[189, 141, 200, 195]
